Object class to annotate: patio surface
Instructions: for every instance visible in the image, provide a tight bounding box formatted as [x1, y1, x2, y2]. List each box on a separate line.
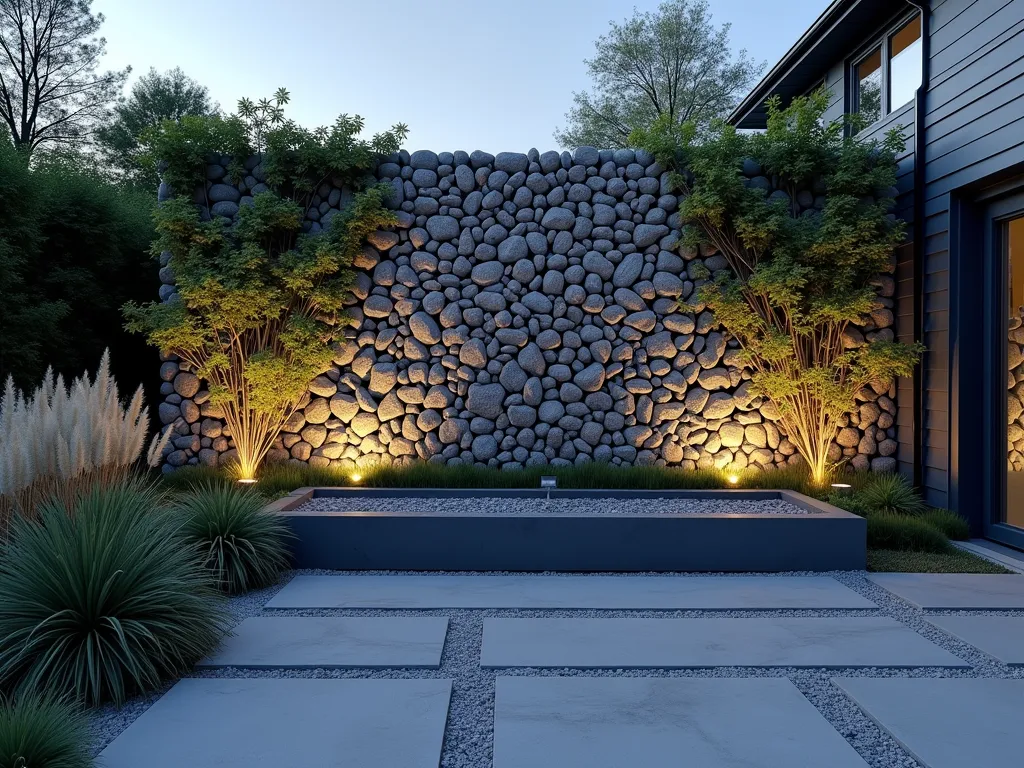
[95, 571, 1024, 768]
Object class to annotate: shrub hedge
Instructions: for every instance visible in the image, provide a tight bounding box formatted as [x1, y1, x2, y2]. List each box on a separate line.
[866, 513, 953, 554]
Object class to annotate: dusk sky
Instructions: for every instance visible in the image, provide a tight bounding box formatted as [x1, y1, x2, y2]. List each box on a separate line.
[92, 0, 831, 152]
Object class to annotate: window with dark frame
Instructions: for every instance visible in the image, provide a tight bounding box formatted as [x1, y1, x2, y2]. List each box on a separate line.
[852, 14, 922, 128]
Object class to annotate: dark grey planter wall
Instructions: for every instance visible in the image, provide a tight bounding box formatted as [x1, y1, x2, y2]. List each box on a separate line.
[156, 146, 900, 474]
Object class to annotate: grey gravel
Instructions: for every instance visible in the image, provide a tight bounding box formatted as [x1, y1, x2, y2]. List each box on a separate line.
[89, 569, 1024, 768]
[291, 496, 806, 516]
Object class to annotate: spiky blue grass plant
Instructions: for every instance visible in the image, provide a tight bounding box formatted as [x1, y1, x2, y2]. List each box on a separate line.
[0, 693, 92, 768]
[860, 473, 929, 516]
[172, 480, 292, 594]
[0, 478, 229, 706]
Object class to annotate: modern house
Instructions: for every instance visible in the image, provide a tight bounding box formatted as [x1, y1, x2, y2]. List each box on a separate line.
[729, 0, 1024, 549]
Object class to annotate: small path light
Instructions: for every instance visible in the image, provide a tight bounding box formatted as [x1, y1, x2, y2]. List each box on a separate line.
[830, 482, 853, 494]
[237, 478, 257, 485]
[350, 473, 363, 483]
[540, 475, 556, 501]
[727, 474, 740, 486]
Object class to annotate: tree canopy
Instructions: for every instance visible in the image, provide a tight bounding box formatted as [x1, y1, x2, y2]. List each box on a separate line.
[96, 67, 215, 190]
[555, 0, 763, 149]
[125, 92, 408, 479]
[632, 92, 922, 483]
[0, 142, 157, 398]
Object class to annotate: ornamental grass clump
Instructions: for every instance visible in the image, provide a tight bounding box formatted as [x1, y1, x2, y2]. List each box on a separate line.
[125, 89, 408, 482]
[0, 693, 92, 768]
[172, 481, 292, 594]
[0, 350, 170, 532]
[859, 473, 929, 516]
[920, 508, 971, 541]
[631, 90, 923, 486]
[866, 513, 952, 554]
[0, 479, 228, 706]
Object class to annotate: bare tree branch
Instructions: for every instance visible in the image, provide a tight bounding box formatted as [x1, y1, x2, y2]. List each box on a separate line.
[0, 0, 127, 155]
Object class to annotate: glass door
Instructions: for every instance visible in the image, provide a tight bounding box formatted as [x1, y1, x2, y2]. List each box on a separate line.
[1005, 215, 1024, 533]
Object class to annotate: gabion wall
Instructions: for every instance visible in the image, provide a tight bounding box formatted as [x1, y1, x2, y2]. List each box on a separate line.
[156, 146, 901, 474]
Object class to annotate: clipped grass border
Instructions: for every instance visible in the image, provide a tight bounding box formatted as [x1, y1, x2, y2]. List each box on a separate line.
[159, 460, 873, 500]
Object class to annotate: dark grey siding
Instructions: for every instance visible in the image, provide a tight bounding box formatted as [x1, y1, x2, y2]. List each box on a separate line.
[919, 0, 1024, 508]
[808, 0, 1024, 509]
[822, 61, 846, 124]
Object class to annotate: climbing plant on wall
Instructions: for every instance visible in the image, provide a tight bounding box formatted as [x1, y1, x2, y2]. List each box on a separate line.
[124, 90, 408, 480]
[631, 90, 923, 485]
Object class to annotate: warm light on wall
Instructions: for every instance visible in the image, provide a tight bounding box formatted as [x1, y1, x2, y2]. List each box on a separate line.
[350, 473, 362, 483]
[727, 474, 740, 485]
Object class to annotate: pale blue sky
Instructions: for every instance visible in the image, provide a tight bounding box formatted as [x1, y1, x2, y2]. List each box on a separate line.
[92, 0, 830, 153]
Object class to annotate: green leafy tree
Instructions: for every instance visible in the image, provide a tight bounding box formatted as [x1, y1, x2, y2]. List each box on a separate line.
[0, 142, 155, 394]
[125, 92, 408, 480]
[0, 142, 61, 386]
[631, 91, 923, 485]
[96, 67, 216, 190]
[555, 0, 762, 149]
[0, 0, 128, 155]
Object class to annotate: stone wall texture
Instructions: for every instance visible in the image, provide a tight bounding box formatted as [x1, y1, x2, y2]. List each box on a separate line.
[156, 145, 901, 474]
[1009, 309, 1024, 472]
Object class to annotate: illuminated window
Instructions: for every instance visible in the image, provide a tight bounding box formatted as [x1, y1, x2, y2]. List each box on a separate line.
[853, 15, 921, 127]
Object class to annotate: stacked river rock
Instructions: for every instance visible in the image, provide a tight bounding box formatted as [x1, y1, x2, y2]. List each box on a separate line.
[156, 146, 901, 474]
[1009, 307, 1024, 474]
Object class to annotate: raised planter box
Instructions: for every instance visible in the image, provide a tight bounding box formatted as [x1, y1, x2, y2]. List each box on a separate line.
[266, 488, 866, 573]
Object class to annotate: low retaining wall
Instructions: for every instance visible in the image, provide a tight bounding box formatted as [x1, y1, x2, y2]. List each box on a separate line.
[268, 488, 866, 572]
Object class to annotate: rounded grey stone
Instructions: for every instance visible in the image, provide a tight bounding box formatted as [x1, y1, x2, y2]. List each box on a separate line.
[494, 152, 529, 174]
[409, 311, 442, 344]
[573, 146, 600, 167]
[410, 150, 440, 170]
[208, 184, 240, 203]
[471, 261, 505, 286]
[541, 208, 576, 231]
[426, 215, 460, 240]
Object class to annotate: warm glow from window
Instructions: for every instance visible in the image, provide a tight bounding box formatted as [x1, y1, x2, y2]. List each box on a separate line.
[1009, 218, 1024, 313]
[853, 14, 921, 127]
[889, 18, 922, 111]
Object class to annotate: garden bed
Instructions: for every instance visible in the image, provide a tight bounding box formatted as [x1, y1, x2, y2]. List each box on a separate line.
[268, 488, 865, 573]
[293, 494, 805, 516]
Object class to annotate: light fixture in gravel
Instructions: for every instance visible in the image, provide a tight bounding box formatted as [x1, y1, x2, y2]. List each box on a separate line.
[540, 476, 556, 500]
